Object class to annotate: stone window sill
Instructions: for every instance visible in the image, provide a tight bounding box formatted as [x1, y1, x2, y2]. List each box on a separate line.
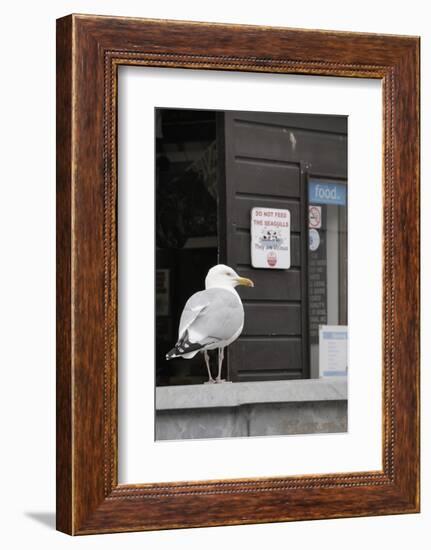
[156, 378, 347, 411]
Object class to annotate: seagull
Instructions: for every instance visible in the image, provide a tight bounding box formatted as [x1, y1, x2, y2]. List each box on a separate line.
[165, 264, 254, 383]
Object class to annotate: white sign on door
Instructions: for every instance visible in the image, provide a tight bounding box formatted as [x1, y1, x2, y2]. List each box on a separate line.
[319, 325, 348, 377]
[251, 207, 291, 269]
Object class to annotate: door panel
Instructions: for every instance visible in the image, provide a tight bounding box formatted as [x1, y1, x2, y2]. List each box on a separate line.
[219, 110, 309, 381]
[232, 112, 347, 176]
[229, 338, 303, 381]
[235, 268, 302, 301]
[243, 303, 302, 336]
[234, 160, 300, 197]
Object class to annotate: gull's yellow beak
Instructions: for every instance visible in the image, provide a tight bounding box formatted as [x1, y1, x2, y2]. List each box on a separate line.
[236, 276, 254, 288]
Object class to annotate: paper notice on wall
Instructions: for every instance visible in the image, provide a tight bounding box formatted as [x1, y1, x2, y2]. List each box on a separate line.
[251, 207, 291, 269]
[319, 325, 348, 377]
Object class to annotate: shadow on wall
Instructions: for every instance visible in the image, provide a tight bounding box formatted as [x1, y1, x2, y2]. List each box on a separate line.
[25, 512, 56, 530]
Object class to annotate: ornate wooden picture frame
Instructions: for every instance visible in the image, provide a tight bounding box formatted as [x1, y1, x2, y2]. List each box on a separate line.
[56, 14, 420, 534]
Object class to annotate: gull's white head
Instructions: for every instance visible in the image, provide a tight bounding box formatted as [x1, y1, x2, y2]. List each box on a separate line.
[205, 264, 254, 291]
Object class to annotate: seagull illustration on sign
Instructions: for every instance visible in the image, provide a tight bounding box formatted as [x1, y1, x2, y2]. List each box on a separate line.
[165, 264, 254, 383]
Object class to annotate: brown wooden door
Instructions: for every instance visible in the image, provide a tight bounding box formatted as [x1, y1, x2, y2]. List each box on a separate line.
[218, 110, 310, 382]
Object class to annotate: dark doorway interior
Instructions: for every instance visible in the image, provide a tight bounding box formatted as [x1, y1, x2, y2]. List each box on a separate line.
[156, 109, 218, 385]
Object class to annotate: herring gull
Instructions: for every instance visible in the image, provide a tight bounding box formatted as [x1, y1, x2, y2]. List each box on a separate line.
[166, 264, 254, 383]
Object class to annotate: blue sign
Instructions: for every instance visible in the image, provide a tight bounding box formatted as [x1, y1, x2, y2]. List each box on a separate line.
[309, 180, 347, 206]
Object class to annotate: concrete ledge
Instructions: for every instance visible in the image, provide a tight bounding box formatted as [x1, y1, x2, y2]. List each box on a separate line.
[156, 401, 347, 440]
[156, 378, 347, 411]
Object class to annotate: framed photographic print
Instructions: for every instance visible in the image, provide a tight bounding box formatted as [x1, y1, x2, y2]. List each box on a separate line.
[56, 14, 420, 534]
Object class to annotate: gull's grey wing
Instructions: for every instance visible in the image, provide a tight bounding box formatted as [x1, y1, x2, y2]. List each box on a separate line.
[178, 288, 244, 346]
[178, 291, 209, 339]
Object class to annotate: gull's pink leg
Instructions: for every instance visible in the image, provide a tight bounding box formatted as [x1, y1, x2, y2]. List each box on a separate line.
[204, 350, 215, 384]
[216, 347, 225, 383]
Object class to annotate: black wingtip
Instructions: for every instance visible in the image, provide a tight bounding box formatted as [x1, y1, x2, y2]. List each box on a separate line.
[165, 348, 177, 360]
[166, 331, 205, 360]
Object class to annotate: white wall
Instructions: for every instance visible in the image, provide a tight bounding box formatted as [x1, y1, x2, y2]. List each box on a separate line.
[0, 1, 428, 548]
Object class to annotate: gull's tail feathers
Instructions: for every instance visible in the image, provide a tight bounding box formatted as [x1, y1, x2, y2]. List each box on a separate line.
[165, 330, 204, 360]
